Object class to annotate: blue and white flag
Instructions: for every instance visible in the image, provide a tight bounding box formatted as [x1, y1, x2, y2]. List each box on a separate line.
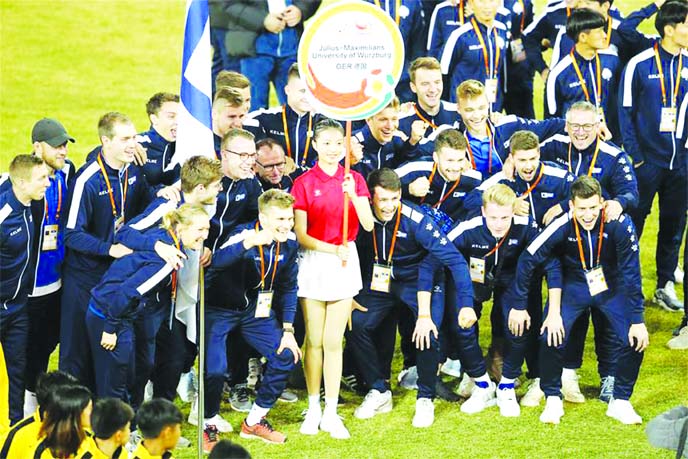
[173, 0, 215, 168]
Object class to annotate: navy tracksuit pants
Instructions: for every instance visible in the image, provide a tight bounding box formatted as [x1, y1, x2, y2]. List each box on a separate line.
[629, 162, 687, 288]
[539, 290, 644, 400]
[0, 306, 28, 424]
[204, 305, 295, 417]
[347, 281, 444, 400]
[24, 290, 61, 392]
[152, 317, 198, 401]
[130, 302, 168, 411]
[563, 307, 617, 378]
[504, 59, 535, 119]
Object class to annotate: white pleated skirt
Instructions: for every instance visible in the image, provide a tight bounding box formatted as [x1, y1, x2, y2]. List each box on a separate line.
[297, 241, 362, 301]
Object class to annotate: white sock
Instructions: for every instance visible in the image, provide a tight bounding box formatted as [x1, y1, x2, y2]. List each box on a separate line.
[562, 368, 577, 379]
[245, 403, 269, 426]
[308, 395, 321, 411]
[324, 397, 338, 416]
[475, 373, 491, 383]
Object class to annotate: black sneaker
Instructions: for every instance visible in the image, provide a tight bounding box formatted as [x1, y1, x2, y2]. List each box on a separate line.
[435, 379, 460, 402]
[230, 384, 252, 412]
[673, 315, 688, 337]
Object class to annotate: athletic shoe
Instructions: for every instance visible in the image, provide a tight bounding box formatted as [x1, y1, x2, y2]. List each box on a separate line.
[203, 414, 233, 433]
[561, 370, 585, 403]
[23, 390, 37, 418]
[278, 389, 298, 403]
[606, 399, 642, 425]
[126, 430, 142, 454]
[520, 378, 544, 407]
[176, 435, 191, 448]
[457, 373, 476, 398]
[320, 412, 350, 439]
[299, 408, 322, 435]
[460, 381, 496, 414]
[341, 374, 361, 394]
[540, 396, 564, 424]
[440, 358, 462, 378]
[599, 376, 615, 403]
[354, 389, 393, 419]
[240, 418, 286, 444]
[247, 357, 262, 390]
[673, 316, 688, 337]
[412, 398, 435, 428]
[202, 425, 219, 454]
[397, 366, 419, 390]
[229, 384, 252, 412]
[667, 325, 688, 350]
[143, 380, 153, 403]
[675, 265, 684, 284]
[177, 369, 197, 403]
[654, 281, 683, 312]
[496, 385, 520, 417]
[435, 380, 460, 402]
[187, 395, 199, 425]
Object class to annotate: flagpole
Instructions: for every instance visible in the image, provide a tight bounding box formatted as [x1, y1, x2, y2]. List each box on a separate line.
[342, 120, 352, 267]
[197, 264, 205, 456]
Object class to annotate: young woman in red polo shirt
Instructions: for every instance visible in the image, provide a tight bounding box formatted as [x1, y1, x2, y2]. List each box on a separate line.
[291, 118, 374, 439]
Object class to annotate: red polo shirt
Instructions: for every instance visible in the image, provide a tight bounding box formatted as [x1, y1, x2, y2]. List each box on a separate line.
[292, 163, 370, 244]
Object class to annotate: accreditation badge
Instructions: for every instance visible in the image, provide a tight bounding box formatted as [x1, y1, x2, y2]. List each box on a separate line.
[510, 38, 526, 63]
[255, 290, 274, 318]
[371, 263, 392, 293]
[42, 224, 58, 251]
[660, 107, 677, 132]
[485, 78, 498, 103]
[585, 266, 608, 296]
[114, 216, 124, 234]
[469, 257, 486, 284]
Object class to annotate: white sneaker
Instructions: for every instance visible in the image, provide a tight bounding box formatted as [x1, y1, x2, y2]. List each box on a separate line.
[247, 357, 263, 390]
[320, 411, 350, 439]
[23, 390, 37, 417]
[675, 265, 684, 284]
[144, 380, 153, 402]
[412, 398, 435, 428]
[561, 370, 585, 403]
[460, 381, 496, 414]
[540, 396, 564, 424]
[177, 370, 197, 403]
[667, 326, 688, 350]
[187, 395, 199, 425]
[176, 435, 191, 448]
[203, 413, 233, 433]
[654, 281, 683, 312]
[520, 378, 545, 407]
[300, 407, 322, 435]
[606, 398, 642, 424]
[125, 430, 142, 454]
[457, 373, 476, 398]
[496, 386, 520, 417]
[354, 389, 393, 419]
[440, 358, 462, 378]
[397, 366, 419, 390]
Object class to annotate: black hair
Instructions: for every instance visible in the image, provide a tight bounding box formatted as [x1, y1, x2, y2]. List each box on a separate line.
[91, 398, 135, 439]
[208, 439, 252, 459]
[580, 0, 613, 6]
[566, 8, 607, 43]
[656, 0, 688, 38]
[313, 118, 344, 141]
[136, 399, 182, 439]
[35, 371, 78, 414]
[39, 385, 92, 459]
[367, 167, 401, 194]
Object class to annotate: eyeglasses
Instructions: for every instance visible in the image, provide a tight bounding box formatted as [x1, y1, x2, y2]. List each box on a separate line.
[256, 160, 286, 171]
[566, 122, 597, 132]
[224, 149, 257, 162]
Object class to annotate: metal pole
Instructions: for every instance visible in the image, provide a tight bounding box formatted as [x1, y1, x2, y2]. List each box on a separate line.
[196, 265, 205, 458]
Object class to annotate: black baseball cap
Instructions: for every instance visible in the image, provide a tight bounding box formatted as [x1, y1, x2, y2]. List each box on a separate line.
[31, 118, 75, 147]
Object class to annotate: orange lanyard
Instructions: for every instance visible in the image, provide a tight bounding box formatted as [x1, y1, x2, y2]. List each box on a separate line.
[471, 18, 501, 80]
[413, 104, 438, 130]
[168, 230, 180, 302]
[654, 43, 683, 108]
[605, 18, 612, 48]
[485, 227, 511, 258]
[372, 205, 402, 265]
[97, 154, 127, 218]
[44, 175, 63, 222]
[520, 165, 544, 197]
[566, 7, 570, 17]
[464, 124, 494, 173]
[517, 0, 526, 33]
[421, 162, 461, 207]
[570, 51, 602, 106]
[567, 137, 600, 176]
[572, 210, 605, 271]
[456, 0, 465, 24]
[255, 222, 280, 290]
[282, 106, 312, 167]
[374, 0, 401, 26]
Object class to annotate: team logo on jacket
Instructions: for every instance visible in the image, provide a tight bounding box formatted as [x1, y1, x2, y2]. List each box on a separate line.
[602, 68, 613, 81]
[128, 176, 137, 185]
[235, 193, 245, 201]
[399, 5, 409, 18]
[540, 192, 554, 198]
[512, 2, 523, 13]
[682, 68, 688, 80]
[9, 227, 22, 237]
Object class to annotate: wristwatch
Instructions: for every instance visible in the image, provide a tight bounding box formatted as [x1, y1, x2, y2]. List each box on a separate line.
[283, 326, 295, 334]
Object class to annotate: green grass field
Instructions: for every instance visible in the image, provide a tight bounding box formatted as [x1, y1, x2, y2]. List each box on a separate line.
[1, 1, 686, 458]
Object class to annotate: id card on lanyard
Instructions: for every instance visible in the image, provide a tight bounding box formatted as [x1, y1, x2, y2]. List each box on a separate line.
[472, 18, 501, 104]
[97, 154, 128, 234]
[573, 210, 608, 296]
[255, 222, 280, 318]
[370, 206, 402, 293]
[42, 176, 63, 251]
[471, 228, 510, 284]
[654, 43, 683, 133]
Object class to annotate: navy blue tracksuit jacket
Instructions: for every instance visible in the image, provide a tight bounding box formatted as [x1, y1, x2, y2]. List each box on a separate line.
[136, 127, 179, 187]
[352, 124, 419, 179]
[397, 101, 459, 143]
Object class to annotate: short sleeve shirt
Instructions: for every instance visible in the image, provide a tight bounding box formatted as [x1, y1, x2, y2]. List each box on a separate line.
[291, 163, 370, 244]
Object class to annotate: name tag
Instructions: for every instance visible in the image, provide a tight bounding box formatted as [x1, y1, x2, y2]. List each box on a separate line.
[510, 38, 526, 63]
[255, 290, 273, 318]
[660, 107, 677, 133]
[114, 216, 124, 234]
[485, 78, 498, 104]
[371, 263, 392, 293]
[469, 257, 486, 284]
[585, 266, 608, 296]
[42, 224, 58, 251]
